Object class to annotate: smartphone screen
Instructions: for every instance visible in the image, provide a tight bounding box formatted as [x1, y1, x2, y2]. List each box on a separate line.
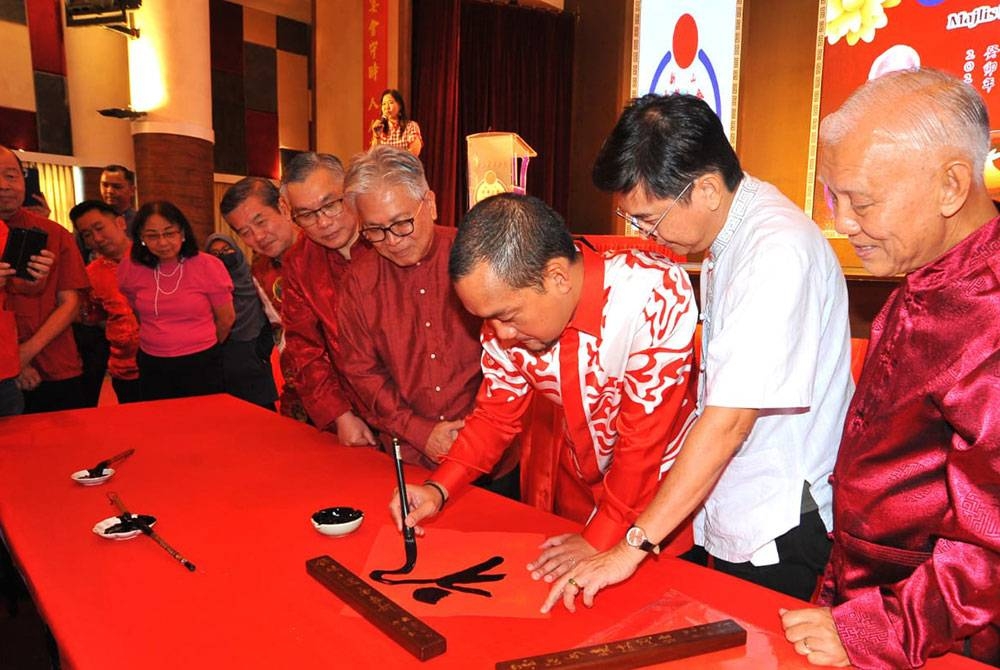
[21, 167, 41, 207]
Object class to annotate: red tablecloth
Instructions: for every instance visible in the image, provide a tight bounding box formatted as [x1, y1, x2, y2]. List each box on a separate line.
[0, 396, 986, 669]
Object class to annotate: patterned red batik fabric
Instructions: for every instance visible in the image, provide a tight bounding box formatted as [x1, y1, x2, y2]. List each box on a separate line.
[436, 245, 698, 551]
[253, 253, 306, 421]
[821, 214, 1000, 668]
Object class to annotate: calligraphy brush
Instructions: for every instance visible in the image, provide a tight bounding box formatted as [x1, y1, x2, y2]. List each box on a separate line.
[370, 437, 418, 580]
[107, 492, 196, 572]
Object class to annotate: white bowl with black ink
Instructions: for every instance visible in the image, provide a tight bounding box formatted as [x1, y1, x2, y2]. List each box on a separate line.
[311, 507, 363, 536]
[71, 468, 115, 486]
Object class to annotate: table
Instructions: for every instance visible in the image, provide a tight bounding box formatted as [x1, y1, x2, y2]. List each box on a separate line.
[0, 396, 986, 669]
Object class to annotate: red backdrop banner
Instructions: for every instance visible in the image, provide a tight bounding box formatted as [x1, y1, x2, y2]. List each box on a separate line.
[815, 0, 1000, 222]
[362, 0, 389, 147]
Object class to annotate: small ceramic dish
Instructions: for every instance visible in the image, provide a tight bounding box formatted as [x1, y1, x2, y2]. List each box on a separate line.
[311, 507, 364, 536]
[92, 514, 156, 541]
[70, 468, 115, 486]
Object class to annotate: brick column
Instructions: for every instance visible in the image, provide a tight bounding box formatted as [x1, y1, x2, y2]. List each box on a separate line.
[127, 1, 215, 245]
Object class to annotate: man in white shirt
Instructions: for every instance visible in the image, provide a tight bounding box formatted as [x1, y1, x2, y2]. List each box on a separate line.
[543, 93, 853, 611]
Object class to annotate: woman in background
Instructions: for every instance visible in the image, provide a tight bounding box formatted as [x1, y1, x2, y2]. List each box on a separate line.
[205, 232, 278, 410]
[369, 88, 423, 156]
[119, 201, 234, 401]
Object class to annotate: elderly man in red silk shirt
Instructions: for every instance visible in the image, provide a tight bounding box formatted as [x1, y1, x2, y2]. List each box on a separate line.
[69, 200, 141, 404]
[391, 192, 698, 580]
[336, 146, 519, 495]
[220, 177, 304, 421]
[279, 153, 374, 446]
[779, 69, 1000, 668]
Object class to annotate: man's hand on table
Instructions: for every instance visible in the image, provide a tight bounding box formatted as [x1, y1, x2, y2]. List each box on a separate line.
[527, 533, 597, 588]
[780, 606, 851, 666]
[334, 411, 375, 447]
[389, 482, 446, 537]
[540, 540, 644, 613]
[424, 419, 464, 463]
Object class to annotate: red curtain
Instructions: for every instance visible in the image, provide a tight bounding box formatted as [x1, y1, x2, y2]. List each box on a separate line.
[411, 0, 462, 227]
[412, 0, 575, 228]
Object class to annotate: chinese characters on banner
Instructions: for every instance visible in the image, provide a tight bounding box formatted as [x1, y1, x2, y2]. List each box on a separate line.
[815, 0, 1000, 225]
[362, 0, 389, 146]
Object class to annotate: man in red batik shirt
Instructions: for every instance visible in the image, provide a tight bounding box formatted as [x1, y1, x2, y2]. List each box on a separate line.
[392, 193, 698, 583]
[280, 153, 374, 446]
[70, 200, 141, 404]
[780, 69, 1000, 668]
[0, 145, 87, 414]
[220, 177, 304, 420]
[337, 146, 519, 495]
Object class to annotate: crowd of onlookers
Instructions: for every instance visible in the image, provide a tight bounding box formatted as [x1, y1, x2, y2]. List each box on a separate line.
[1, 73, 999, 668]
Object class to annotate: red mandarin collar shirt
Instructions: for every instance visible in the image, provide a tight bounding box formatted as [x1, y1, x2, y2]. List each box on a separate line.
[5, 209, 89, 381]
[335, 226, 491, 469]
[281, 235, 368, 431]
[0, 221, 17, 380]
[821, 214, 1000, 667]
[83, 251, 138, 380]
[435, 245, 699, 551]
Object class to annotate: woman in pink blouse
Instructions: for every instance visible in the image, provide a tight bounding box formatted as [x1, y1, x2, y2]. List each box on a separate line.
[118, 201, 235, 401]
[369, 89, 423, 157]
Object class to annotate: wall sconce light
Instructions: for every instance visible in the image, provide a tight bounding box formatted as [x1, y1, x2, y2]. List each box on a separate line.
[97, 107, 147, 120]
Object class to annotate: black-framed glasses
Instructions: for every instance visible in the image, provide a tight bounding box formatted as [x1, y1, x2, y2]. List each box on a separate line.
[616, 180, 694, 239]
[360, 200, 424, 243]
[292, 197, 345, 228]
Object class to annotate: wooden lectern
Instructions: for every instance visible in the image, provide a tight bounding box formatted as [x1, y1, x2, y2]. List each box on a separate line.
[466, 132, 537, 210]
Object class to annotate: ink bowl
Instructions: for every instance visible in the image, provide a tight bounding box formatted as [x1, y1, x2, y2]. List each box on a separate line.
[311, 507, 364, 536]
[92, 514, 156, 541]
[70, 468, 115, 486]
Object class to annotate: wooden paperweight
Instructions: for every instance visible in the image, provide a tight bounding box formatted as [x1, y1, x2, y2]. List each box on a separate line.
[495, 619, 746, 669]
[306, 555, 447, 661]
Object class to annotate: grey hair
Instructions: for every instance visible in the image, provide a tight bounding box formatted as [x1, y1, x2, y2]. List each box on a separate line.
[344, 145, 428, 202]
[820, 68, 989, 170]
[279, 152, 345, 195]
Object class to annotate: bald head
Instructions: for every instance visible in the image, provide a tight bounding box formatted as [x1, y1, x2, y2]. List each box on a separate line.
[820, 68, 990, 172]
[0, 146, 26, 221]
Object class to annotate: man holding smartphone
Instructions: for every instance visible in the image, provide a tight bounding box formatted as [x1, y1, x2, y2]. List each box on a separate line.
[0, 145, 87, 413]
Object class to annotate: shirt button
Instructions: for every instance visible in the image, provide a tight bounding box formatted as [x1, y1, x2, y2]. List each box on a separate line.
[439, 415, 445, 420]
[430, 353, 437, 359]
[699, 312, 705, 321]
[424, 321, 431, 328]
[707, 260, 715, 270]
[699, 363, 706, 372]
[434, 386, 441, 392]
[419, 288, 426, 295]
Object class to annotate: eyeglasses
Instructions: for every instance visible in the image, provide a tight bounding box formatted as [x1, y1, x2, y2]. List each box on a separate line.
[616, 180, 695, 240]
[292, 197, 345, 228]
[140, 229, 182, 243]
[360, 200, 424, 243]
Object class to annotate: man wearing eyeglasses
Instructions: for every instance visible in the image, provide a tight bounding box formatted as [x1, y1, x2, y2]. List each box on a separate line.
[335, 146, 518, 495]
[279, 153, 375, 447]
[0, 145, 84, 414]
[220, 177, 304, 421]
[542, 93, 853, 611]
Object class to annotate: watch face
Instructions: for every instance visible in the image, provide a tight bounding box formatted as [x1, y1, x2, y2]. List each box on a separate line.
[626, 526, 644, 547]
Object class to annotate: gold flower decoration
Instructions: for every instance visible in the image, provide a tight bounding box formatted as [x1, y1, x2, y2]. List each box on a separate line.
[826, 0, 901, 46]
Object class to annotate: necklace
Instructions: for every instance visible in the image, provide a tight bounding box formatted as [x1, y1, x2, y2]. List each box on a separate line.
[153, 259, 184, 316]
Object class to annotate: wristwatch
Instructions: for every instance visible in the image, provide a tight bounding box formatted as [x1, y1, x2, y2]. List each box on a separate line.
[625, 525, 661, 554]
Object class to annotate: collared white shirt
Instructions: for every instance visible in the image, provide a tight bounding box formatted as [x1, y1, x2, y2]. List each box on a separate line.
[695, 174, 853, 564]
